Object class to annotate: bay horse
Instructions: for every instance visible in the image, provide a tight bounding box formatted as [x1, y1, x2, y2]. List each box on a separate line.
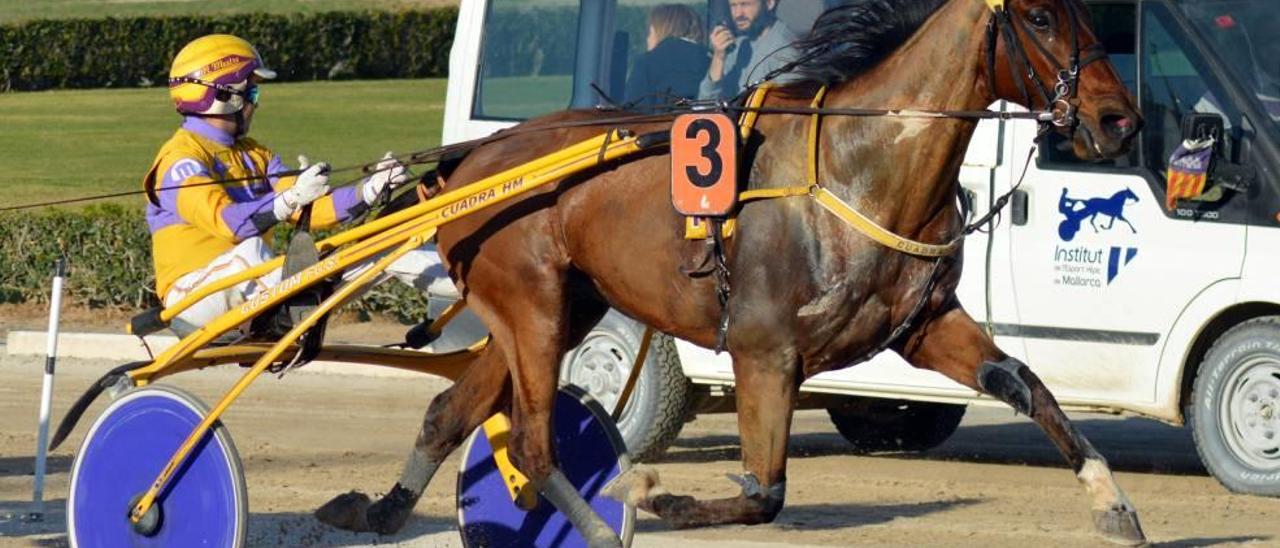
[317, 0, 1145, 545]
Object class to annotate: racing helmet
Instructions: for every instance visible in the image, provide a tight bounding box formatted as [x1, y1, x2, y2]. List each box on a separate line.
[168, 34, 277, 115]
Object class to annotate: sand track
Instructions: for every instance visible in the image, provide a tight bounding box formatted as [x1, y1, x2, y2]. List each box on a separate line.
[1, 355, 1276, 547]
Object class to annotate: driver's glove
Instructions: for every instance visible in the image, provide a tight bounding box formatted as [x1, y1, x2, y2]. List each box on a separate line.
[360, 152, 410, 205]
[273, 162, 331, 221]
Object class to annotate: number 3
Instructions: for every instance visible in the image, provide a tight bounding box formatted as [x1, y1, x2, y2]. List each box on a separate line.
[684, 119, 723, 189]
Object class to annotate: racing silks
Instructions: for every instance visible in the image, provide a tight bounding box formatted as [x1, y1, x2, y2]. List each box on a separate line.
[143, 117, 363, 296]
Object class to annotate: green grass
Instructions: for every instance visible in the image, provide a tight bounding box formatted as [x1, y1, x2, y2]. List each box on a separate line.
[0, 0, 455, 23]
[0, 78, 447, 208]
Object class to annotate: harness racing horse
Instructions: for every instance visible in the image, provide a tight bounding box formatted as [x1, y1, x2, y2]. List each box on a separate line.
[317, 0, 1145, 545]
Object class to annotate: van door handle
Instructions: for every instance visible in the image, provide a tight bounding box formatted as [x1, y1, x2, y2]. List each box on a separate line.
[1011, 189, 1029, 226]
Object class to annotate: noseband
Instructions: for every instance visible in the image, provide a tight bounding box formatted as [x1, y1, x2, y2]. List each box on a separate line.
[985, 0, 1108, 132]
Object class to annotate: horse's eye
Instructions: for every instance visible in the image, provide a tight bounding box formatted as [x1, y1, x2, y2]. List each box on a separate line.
[1026, 8, 1054, 31]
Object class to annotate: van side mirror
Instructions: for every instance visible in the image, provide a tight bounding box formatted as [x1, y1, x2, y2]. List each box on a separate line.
[1176, 112, 1255, 197]
[1180, 112, 1224, 149]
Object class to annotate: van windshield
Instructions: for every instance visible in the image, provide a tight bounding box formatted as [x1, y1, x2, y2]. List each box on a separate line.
[1180, 0, 1280, 141]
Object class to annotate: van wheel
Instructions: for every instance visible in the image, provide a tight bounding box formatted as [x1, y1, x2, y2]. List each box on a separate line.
[827, 397, 966, 453]
[1190, 317, 1280, 496]
[560, 309, 692, 462]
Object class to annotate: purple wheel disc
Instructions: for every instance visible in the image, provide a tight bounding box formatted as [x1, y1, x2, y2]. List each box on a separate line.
[68, 385, 246, 547]
[456, 386, 634, 547]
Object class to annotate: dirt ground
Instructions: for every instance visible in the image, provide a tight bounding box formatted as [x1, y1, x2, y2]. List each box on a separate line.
[1, 354, 1278, 547]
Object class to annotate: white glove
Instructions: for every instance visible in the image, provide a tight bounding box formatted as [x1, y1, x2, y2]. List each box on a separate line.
[361, 152, 410, 205]
[273, 162, 330, 221]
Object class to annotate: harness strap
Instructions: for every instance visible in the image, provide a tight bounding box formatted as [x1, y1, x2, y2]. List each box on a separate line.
[804, 86, 959, 258]
[810, 188, 959, 257]
[738, 84, 773, 140]
[806, 86, 829, 187]
[739, 186, 810, 202]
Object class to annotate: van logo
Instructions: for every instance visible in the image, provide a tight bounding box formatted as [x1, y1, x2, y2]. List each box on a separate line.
[1107, 246, 1138, 284]
[1051, 187, 1140, 288]
[1057, 187, 1139, 242]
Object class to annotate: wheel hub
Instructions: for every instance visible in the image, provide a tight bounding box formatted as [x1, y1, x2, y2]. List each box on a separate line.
[1224, 357, 1280, 469]
[563, 332, 634, 413]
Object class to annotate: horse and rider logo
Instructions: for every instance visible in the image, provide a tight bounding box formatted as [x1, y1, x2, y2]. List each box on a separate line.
[1057, 187, 1138, 241]
[1054, 187, 1140, 286]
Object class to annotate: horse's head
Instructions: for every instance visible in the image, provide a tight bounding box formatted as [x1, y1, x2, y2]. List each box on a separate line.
[984, 0, 1142, 161]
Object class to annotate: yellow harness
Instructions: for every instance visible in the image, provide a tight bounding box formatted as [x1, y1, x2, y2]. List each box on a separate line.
[685, 84, 959, 258]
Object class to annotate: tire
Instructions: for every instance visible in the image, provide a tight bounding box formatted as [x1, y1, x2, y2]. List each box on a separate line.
[1189, 317, 1280, 496]
[826, 397, 966, 453]
[561, 309, 692, 462]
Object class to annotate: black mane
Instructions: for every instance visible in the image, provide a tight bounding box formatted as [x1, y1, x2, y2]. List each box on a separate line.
[789, 0, 951, 86]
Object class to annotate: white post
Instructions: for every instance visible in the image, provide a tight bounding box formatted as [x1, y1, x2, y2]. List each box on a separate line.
[30, 257, 67, 521]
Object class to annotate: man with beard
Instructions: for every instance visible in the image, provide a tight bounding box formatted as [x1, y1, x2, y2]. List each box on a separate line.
[699, 0, 799, 100]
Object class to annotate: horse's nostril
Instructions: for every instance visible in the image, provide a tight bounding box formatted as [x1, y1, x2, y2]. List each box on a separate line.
[1101, 113, 1136, 139]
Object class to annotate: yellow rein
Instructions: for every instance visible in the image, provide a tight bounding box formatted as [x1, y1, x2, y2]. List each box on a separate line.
[735, 85, 959, 258]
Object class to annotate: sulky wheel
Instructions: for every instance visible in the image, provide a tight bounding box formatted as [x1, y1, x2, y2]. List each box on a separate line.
[456, 385, 635, 547]
[68, 384, 247, 547]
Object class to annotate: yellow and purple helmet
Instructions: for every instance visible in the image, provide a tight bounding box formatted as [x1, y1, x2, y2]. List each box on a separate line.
[168, 34, 277, 116]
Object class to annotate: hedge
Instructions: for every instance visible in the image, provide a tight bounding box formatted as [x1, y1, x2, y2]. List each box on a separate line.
[0, 205, 429, 321]
[0, 9, 458, 92]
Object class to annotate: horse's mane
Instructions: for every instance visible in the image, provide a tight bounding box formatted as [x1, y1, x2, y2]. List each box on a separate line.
[788, 0, 951, 86]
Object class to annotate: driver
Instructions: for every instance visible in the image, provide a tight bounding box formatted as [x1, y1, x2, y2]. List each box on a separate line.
[145, 34, 456, 337]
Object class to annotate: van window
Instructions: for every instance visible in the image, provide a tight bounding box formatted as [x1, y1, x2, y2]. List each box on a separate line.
[1039, 2, 1138, 168]
[617, 2, 708, 110]
[1139, 3, 1242, 178]
[473, 0, 581, 120]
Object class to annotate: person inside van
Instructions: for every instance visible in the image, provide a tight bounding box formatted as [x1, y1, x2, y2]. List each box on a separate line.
[698, 0, 799, 100]
[625, 4, 710, 111]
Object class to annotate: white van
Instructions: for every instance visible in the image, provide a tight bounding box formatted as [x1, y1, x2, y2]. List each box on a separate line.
[440, 0, 1280, 495]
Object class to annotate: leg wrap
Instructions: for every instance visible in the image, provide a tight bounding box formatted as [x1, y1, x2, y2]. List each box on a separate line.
[726, 472, 786, 521]
[398, 449, 441, 496]
[976, 357, 1033, 415]
[541, 470, 622, 547]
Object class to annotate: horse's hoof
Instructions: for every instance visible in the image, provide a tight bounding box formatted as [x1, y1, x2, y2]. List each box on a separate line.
[602, 466, 664, 509]
[315, 490, 373, 532]
[365, 485, 416, 535]
[1092, 507, 1148, 546]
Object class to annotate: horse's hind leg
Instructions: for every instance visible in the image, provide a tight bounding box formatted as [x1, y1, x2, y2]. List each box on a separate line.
[315, 345, 510, 534]
[607, 350, 800, 528]
[902, 304, 1147, 546]
[491, 273, 625, 548]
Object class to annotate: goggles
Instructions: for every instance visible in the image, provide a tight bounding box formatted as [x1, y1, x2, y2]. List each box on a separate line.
[169, 77, 260, 106]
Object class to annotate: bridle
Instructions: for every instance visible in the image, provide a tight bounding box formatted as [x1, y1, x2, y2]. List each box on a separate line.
[984, 0, 1109, 132]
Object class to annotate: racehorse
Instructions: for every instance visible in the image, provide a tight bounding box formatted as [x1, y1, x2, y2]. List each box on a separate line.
[316, 0, 1145, 545]
[1084, 188, 1140, 232]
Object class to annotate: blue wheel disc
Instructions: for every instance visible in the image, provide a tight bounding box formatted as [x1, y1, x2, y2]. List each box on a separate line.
[456, 385, 635, 547]
[68, 385, 247, 547]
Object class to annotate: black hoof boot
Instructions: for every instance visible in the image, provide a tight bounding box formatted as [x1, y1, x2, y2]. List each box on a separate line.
[403, 319, 440, 349]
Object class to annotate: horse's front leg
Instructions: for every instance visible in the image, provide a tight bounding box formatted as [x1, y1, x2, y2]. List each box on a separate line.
[902, 304, 1147, 546]
[608, 349, 799, 528]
